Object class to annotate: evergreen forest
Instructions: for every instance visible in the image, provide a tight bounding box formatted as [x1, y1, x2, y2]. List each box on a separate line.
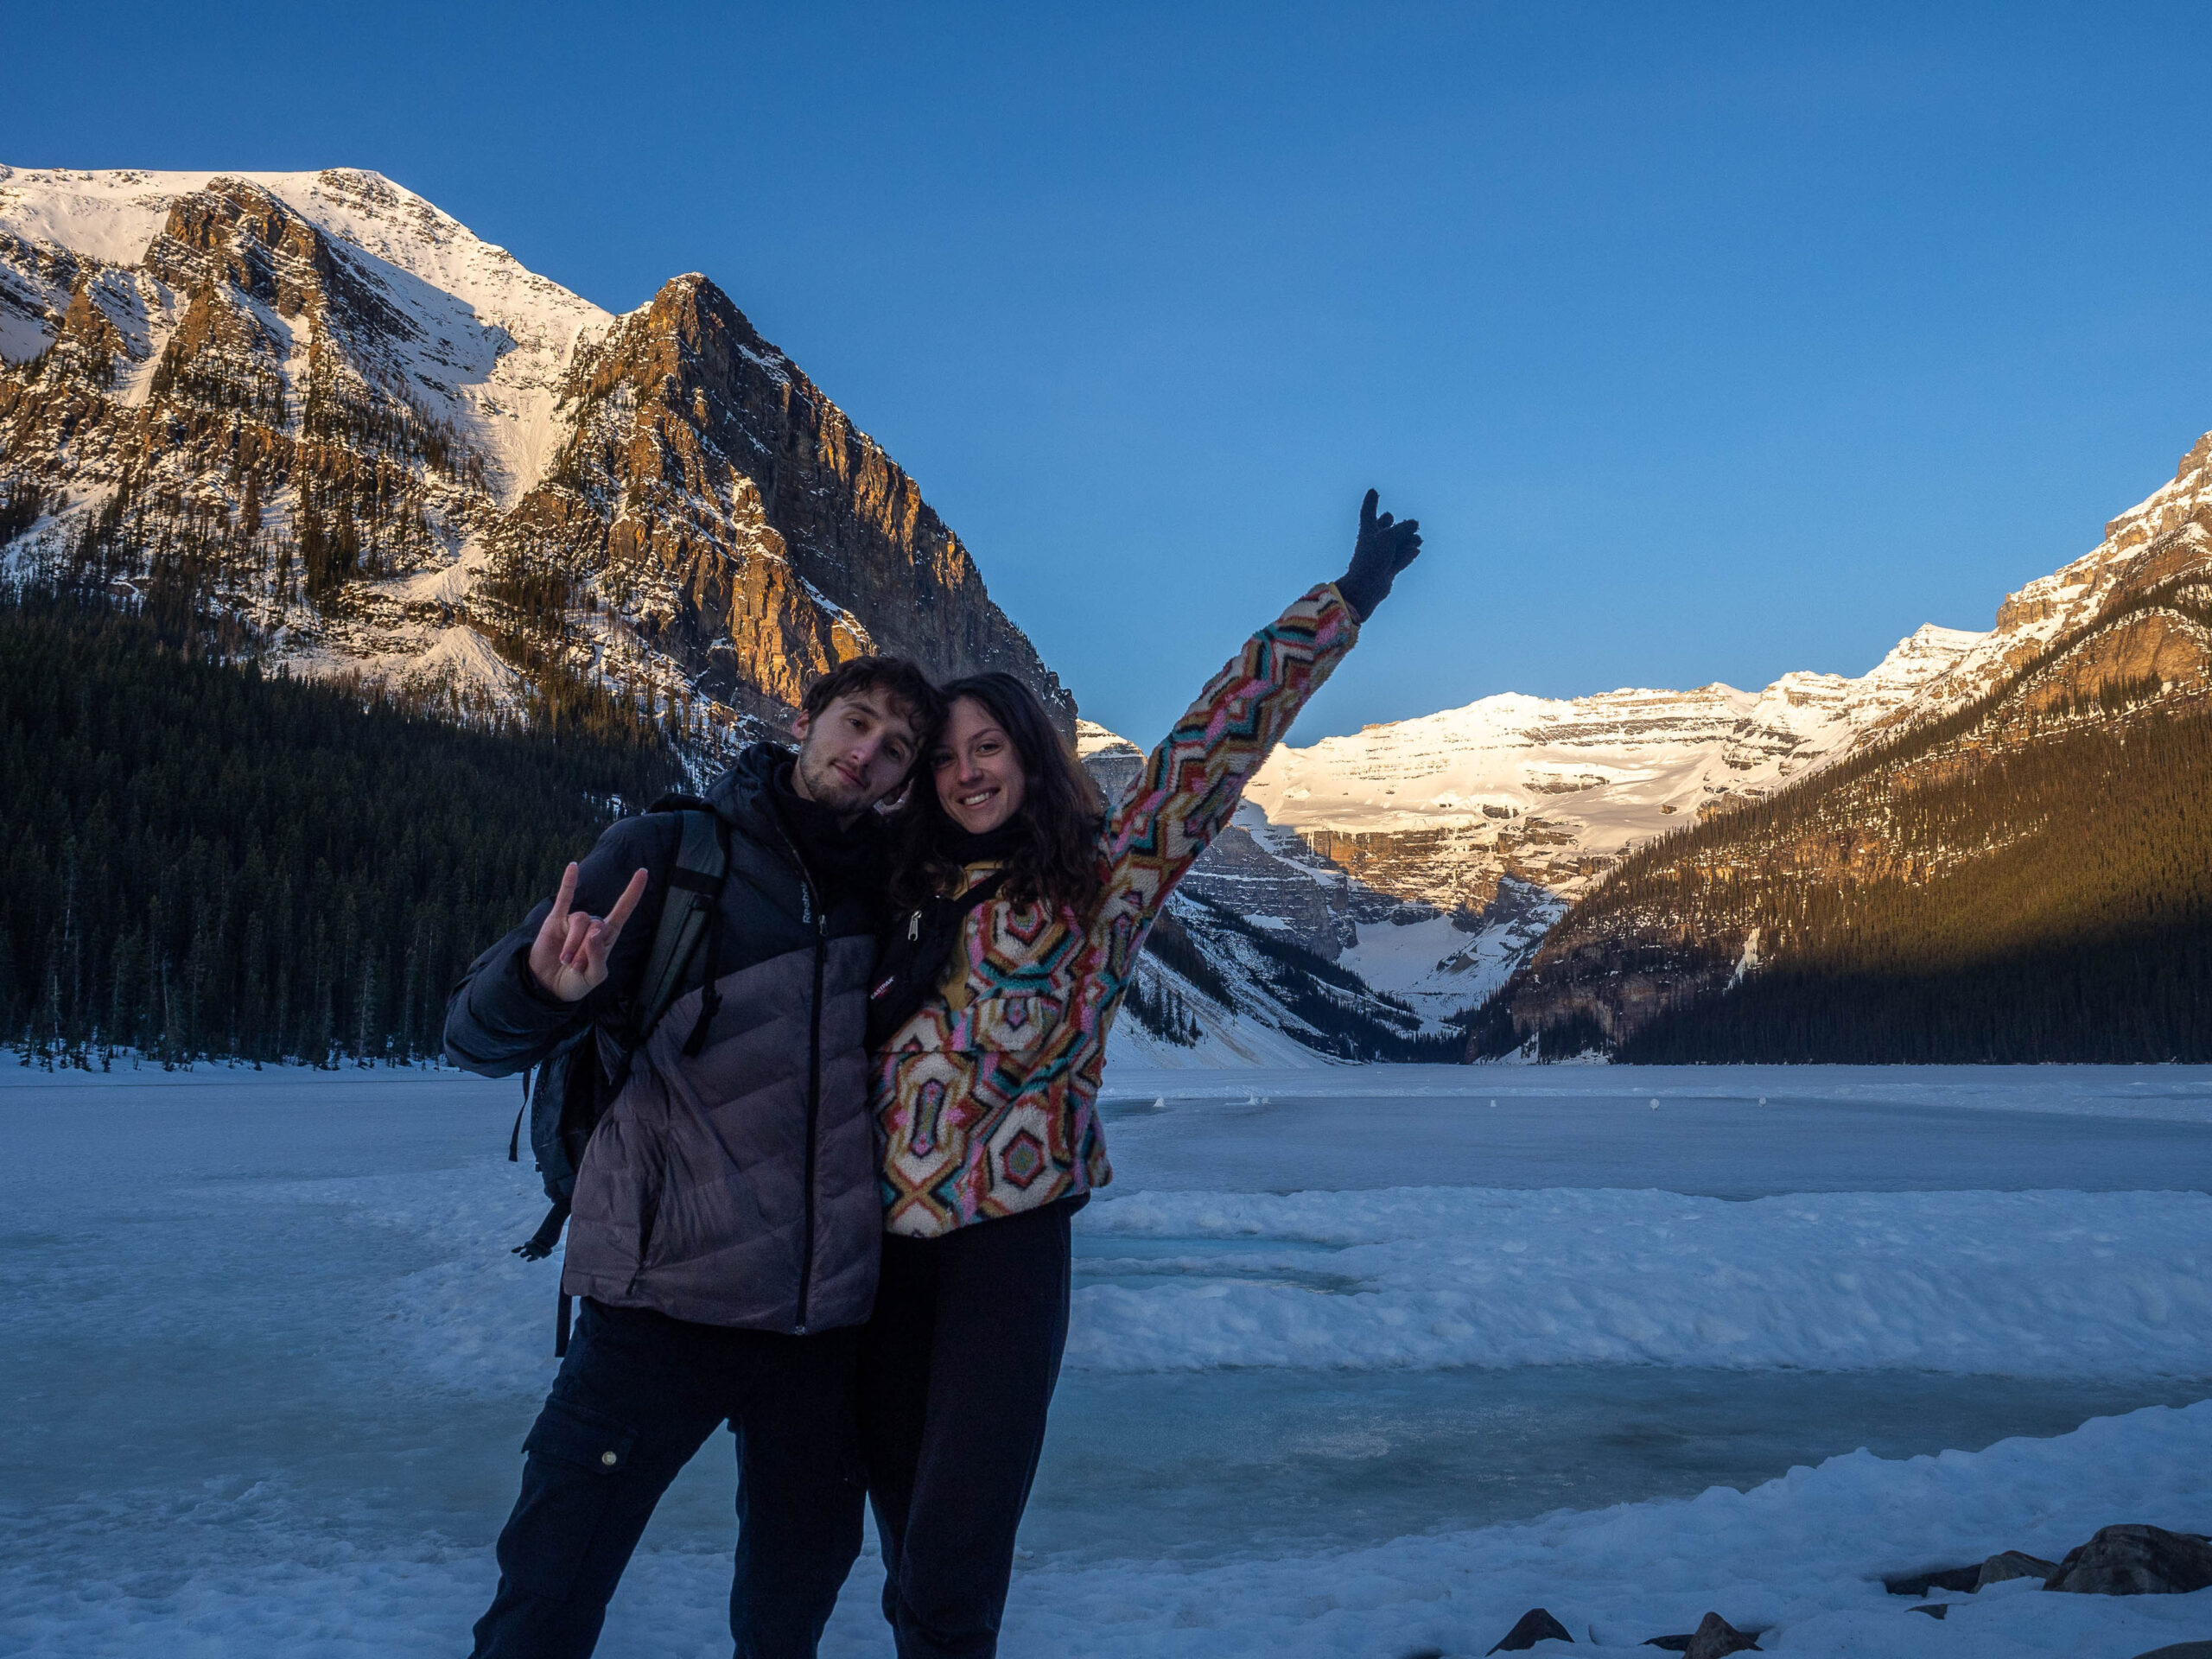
[0, 589, 683, 1067]
[1523, 701, 2212, 1063]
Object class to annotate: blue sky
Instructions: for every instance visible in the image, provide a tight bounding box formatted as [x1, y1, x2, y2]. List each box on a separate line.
[8, 3, 2211, 742]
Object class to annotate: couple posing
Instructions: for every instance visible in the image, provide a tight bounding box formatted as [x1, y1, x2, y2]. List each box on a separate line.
[445, 492, 1427, 1658]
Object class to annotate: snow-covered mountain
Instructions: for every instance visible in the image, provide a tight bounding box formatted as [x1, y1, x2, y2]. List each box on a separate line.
[0, 165, 1067, 737]
[1079, 719, 1555, 1068]
[1247, 435, 2212, 922]
[1242, 622, 1985, 911]
[0, 167, 604, 508]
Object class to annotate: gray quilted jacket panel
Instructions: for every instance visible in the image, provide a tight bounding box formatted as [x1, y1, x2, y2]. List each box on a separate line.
[561, 933, 879, 1332]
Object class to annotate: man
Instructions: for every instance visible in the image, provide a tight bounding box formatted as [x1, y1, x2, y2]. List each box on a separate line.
[445, 656, 944, 1659]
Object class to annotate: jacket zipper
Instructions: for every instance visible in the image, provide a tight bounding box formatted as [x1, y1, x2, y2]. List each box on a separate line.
[796, 903, 826, 1333]
[776, 825, 827, 1337]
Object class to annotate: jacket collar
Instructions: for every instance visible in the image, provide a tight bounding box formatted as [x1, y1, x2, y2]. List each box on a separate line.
[703, 741, 792, 846]
[705, 741, 888, 898]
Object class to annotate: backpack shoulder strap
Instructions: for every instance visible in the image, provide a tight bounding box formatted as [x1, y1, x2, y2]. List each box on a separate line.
[964, 868, 1011, 909]
[626, 807, 729, 1052]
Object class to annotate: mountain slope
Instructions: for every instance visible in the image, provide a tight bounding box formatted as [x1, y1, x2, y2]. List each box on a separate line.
[1468, 445, 2212, 1064]
[0, 165, 1068, 739]
[1243, 621, 1985, 912]
[1880, 429, 2212, 721]
[1079, 721, 1506, 1067]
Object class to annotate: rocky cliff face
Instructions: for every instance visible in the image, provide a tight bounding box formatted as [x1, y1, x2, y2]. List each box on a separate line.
[0, 166, 1068, 740]
[495, 271, 1067, 728]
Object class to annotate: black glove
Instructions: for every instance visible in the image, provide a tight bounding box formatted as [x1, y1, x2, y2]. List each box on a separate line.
[1334, 488, 1422, 622]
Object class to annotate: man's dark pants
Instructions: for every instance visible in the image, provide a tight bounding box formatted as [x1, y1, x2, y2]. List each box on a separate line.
[470, 1300, 866, 1659]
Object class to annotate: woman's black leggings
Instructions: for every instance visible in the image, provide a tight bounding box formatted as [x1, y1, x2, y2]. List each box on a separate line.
[858, 1199, 1075, 1659]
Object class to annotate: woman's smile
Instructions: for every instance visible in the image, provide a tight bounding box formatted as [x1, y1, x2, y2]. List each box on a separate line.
[935, 696, 1029, 834]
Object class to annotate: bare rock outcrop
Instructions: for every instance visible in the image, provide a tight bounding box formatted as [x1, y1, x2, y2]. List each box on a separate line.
[2045, 1524, 2212, 1596]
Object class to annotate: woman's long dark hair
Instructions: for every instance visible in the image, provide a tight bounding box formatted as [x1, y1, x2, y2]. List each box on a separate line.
[890, 672, 1105, 913]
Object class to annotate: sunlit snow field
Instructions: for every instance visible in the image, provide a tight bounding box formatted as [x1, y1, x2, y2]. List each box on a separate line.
[6, 1063, 2212, 1656]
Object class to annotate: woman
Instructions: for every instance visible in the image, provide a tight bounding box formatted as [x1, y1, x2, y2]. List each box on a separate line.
[861, 491, 1426, 1658]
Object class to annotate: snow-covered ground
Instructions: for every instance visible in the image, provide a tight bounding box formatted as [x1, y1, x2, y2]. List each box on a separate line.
[5, 1062, 2210, 1656]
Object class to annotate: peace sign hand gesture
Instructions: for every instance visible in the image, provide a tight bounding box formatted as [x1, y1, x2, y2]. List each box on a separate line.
[527, 861, 650, 1002]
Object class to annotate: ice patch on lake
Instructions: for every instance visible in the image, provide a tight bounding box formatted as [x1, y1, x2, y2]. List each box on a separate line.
[8, 1400, 2210, 1656]
[327, 1175, 2212, 1389]
[1070, 1185, 2212, 1375]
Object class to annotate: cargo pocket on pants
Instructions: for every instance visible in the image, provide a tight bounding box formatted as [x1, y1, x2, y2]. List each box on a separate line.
[500, 1396, 643, 1601]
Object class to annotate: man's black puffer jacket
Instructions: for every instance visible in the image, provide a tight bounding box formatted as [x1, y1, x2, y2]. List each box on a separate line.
[443, 742, 885, 1334]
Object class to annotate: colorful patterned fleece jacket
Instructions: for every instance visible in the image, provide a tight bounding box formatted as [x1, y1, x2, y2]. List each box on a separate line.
[874, 582, 1360, 1237]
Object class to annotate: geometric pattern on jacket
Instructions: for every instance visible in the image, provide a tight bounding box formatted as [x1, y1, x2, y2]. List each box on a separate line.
[874, 583, 1359, 1237]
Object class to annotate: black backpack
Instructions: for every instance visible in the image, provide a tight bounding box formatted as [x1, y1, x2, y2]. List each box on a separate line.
[504, 799, 730, 1349]
[866, 870, 1008, 1048]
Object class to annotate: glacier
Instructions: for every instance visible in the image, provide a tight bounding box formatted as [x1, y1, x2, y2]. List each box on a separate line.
[1232, 429, 2212, 924]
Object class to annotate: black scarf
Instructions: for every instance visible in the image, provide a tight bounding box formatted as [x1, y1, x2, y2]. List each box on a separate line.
[771, 763, 886, 900]
[937, 819, 1027, 870]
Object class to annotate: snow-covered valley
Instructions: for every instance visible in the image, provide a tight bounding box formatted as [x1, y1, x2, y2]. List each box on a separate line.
[7, 1062, 2210, 1656]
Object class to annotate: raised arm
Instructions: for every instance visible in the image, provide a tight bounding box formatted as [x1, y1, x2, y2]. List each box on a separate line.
[1100, 489, 1423, 926]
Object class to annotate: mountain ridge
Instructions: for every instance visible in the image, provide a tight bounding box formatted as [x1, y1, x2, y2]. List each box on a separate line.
[1242, 432, 2212, 924]
[1467, 430, 2212, 1062]
[0, 164, 1070, 741]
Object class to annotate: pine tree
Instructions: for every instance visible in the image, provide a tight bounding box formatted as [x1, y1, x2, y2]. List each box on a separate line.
[0, 588, 683, 1064]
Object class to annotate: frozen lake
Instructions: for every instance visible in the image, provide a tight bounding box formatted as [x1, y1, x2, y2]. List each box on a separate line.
[5, 1062, 2211, 1656]
[1094, 1064, 2212, 1194]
